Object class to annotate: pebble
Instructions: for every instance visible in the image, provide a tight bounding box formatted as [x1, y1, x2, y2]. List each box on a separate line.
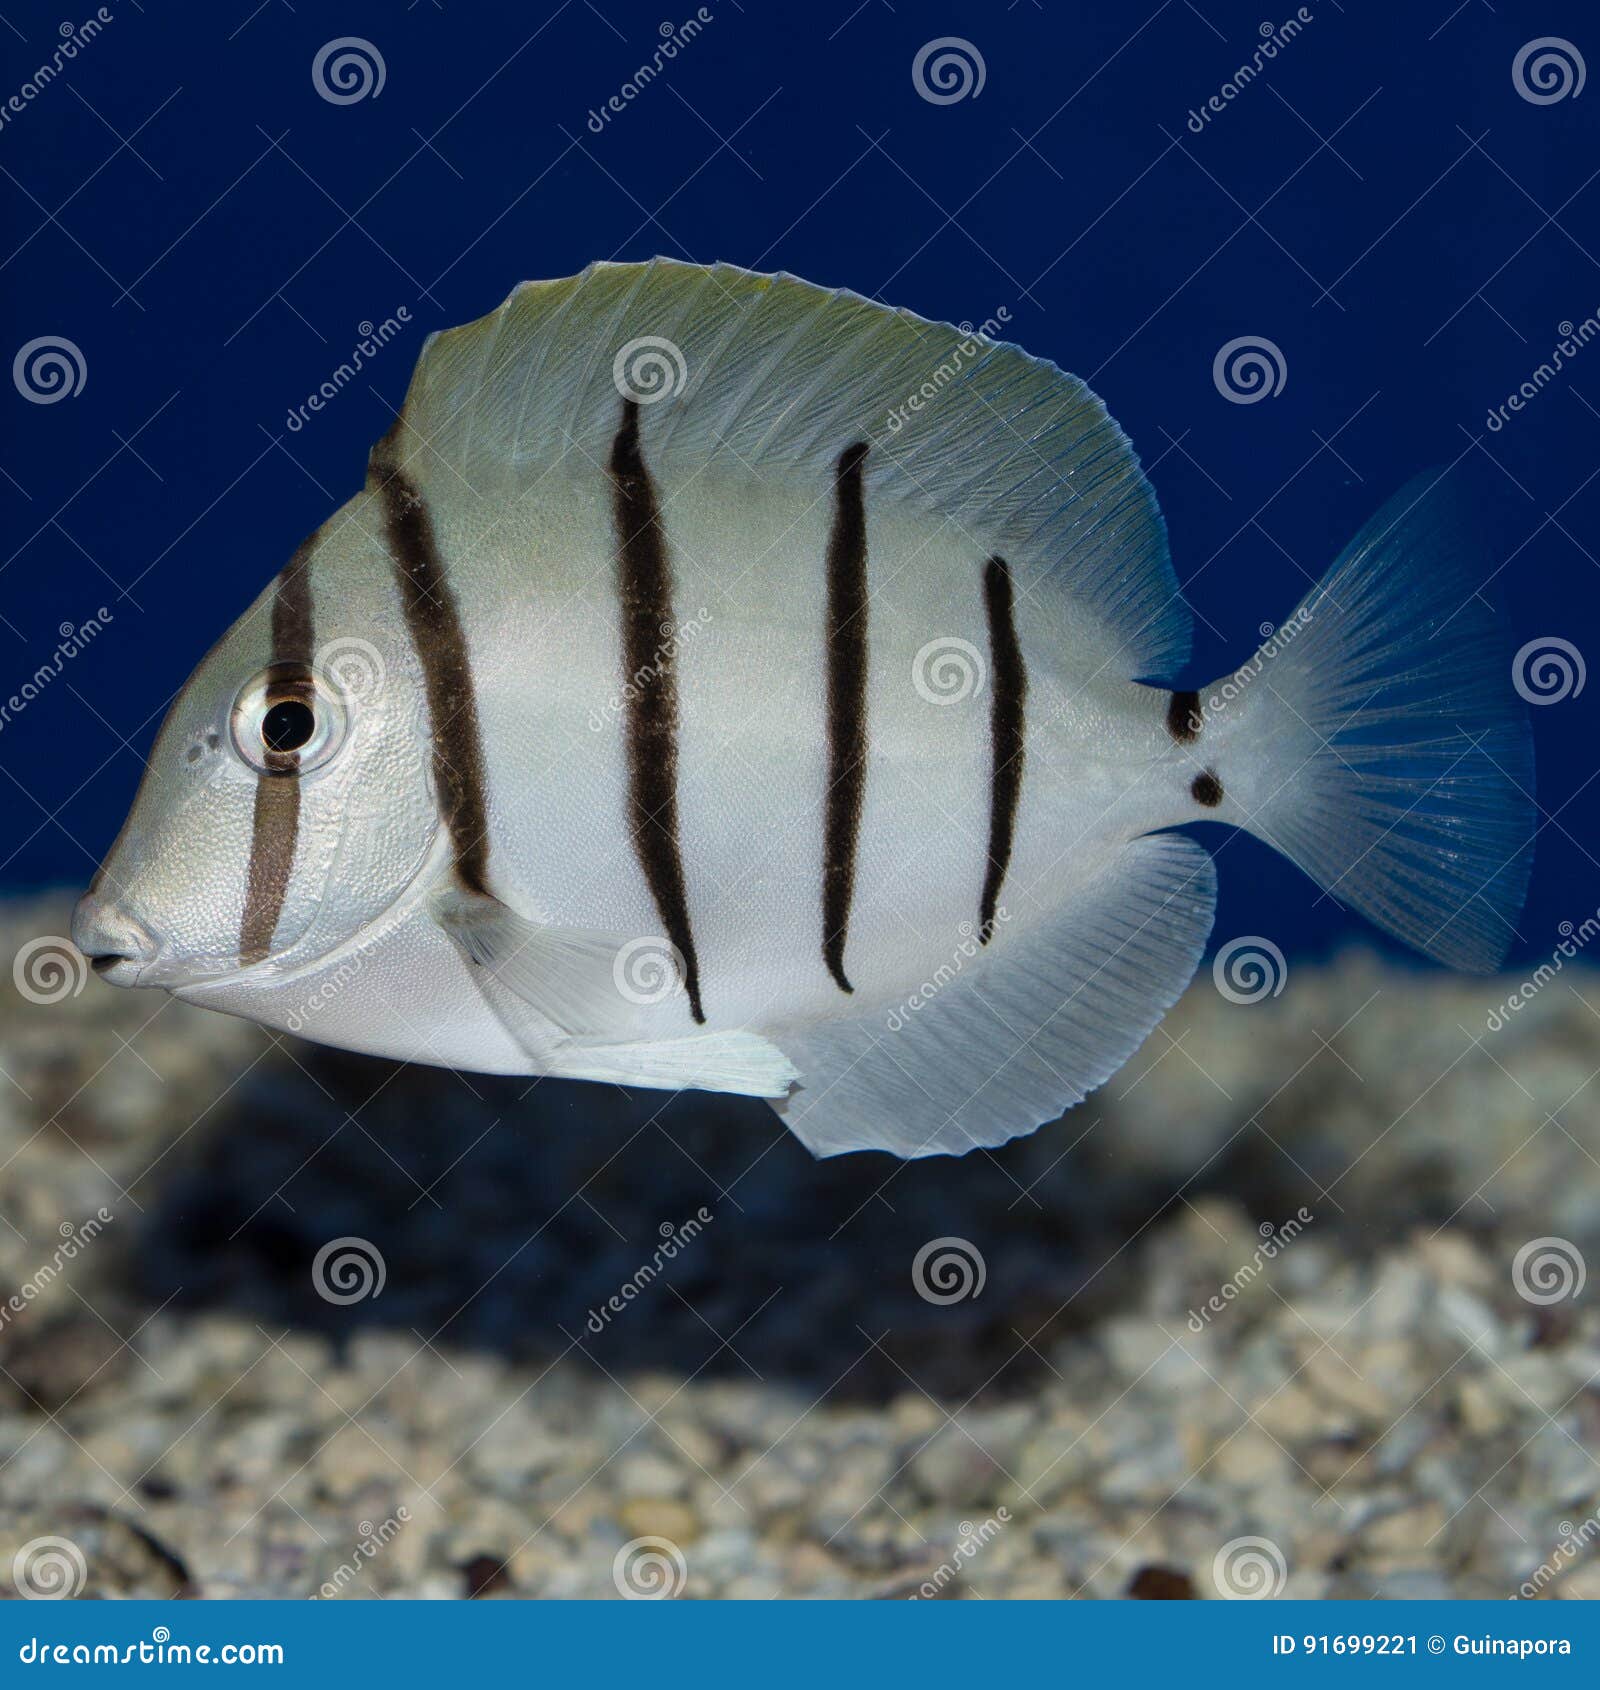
[617, 1496, 701, 1545]
[909, 1424, 1006, 1508]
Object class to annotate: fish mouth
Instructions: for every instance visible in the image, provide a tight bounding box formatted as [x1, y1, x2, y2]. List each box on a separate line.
[88, 953, 147, 987]
[68, 896, 238, 991]
[71, 892, 158, 989]
[84, 830, 453, 1002]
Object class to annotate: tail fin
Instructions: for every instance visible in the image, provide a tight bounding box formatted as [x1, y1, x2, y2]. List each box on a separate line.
[1206, 470, 1535, 971]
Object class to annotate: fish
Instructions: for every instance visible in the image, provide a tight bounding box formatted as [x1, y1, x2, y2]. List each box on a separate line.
[71, 260, 1535, 1159]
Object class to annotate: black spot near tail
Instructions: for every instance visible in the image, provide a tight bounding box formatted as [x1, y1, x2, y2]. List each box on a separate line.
[1166, 688, 1202, 743]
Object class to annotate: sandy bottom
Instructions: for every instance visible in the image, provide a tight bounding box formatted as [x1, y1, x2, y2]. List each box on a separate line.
[0, 895, 1596, 1599]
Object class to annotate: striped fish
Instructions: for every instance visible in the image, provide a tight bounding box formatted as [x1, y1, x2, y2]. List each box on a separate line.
[71, 261, 1535, 1158]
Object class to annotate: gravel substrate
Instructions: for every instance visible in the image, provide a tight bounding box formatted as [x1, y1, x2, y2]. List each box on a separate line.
[1, 894, 1597, 1599]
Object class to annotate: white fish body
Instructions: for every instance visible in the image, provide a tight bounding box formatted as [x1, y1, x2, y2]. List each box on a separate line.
[73, 262, 1534, 1157]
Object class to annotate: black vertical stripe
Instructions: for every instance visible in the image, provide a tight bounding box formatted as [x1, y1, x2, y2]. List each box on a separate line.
[608, 399, 705, 1024]
[822, 440, 870, 994]
[239, 536, 316, 965]
[978, 556, 1027, 946]
[369, 435, 494, 897]
[239, 776, 300, 965]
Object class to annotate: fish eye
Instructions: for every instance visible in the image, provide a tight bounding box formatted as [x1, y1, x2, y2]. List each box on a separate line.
[262, 698, 316, 752]
[230, 666, 348, 775]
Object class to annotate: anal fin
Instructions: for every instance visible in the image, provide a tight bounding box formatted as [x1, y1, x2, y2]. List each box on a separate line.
[774, 833, 1217, 1158]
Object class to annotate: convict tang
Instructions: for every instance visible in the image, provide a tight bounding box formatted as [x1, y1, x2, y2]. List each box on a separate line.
[71, 260, 1535, 1157]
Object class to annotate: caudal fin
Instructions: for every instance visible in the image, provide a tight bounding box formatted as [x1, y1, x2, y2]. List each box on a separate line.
[1207, 470, 1535, 971]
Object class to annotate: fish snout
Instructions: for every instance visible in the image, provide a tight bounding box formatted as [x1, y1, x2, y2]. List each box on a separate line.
[71, 891, 157, 986]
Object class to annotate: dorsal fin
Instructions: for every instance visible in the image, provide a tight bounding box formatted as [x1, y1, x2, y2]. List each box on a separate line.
[373, 259, 1189, 679]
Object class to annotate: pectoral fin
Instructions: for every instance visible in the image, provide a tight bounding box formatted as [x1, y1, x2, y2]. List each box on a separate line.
[433, 884, 651, 1040]
[433, 885, 797, 1097]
